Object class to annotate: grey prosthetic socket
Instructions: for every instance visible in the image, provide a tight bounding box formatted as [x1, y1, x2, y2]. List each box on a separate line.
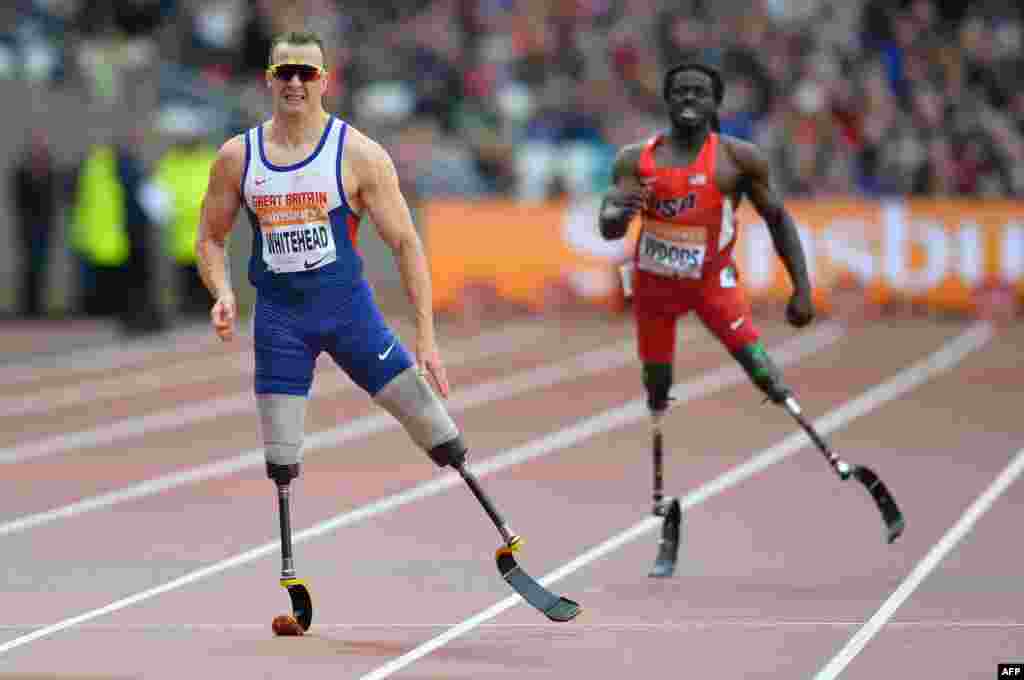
[257, 394, 308, 485]
[374, 366, 464, 468]
[732, 341, 793, 404]
[643, 362, 673, 414]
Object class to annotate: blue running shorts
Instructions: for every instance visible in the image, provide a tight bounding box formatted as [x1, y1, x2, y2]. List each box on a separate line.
[253, 279, 414, 397]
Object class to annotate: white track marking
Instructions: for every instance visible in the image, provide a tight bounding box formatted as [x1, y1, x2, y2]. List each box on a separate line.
[0, 324, 563, 463]
[0, 324, 841, 655]
[814, 445, 1024, 680]
[0, 325, 718, 534]
[0, 324, 214, 387]
[2, 620, 1021, 633]
[0, 352, 252, 418]
[358, 321, 991, 680]
[0, 322, 554, 418]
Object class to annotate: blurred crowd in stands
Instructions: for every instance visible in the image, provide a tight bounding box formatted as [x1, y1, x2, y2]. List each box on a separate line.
[4, 0, 1023, 323]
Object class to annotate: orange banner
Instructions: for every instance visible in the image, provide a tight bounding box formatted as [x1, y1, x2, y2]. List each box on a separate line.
[424, 197, 1024, 315]
[424, 197, 629, 311]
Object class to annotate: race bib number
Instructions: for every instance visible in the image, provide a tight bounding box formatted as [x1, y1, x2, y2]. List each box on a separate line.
[636, 230, 706, 279]
[262, 222, 337, 273]
[252, 191, 337, 273]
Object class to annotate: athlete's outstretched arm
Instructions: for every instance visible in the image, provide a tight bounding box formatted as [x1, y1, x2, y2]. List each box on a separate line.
[355, 134, 450, 398]
[731, 140, 814, 328]
[196, 135, 245, 342]
[599, 144, 647, 240]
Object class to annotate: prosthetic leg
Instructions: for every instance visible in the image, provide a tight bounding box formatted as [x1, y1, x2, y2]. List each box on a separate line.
[733, 342, 904, 543]
[644, 363, 683, 578]
[268, 462, 313, 631]
[377, 367, 581, 621]
[258, 394, 313, 632]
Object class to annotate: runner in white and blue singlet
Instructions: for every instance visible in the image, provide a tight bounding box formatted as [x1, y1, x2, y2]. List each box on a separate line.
[241, 113, 413, 397]
[195, 31, 583, 630]
[196, 29, 466, 502]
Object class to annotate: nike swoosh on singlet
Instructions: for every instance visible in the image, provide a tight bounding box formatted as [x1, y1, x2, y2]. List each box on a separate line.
[378, 341, 396, 360]
[304, 254, 329, 269]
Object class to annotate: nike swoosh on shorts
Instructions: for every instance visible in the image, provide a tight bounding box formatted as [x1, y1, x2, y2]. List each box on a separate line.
[378, 341, 396, 360]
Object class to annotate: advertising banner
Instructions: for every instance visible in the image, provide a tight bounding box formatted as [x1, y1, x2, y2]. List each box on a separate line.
[424, 197, 1023, 315]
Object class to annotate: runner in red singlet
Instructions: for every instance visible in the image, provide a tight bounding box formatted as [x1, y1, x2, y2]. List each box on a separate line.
[598, 62, 815, 477]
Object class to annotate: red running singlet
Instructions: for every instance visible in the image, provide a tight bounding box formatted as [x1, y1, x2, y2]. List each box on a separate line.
[630, 132, 759, 361]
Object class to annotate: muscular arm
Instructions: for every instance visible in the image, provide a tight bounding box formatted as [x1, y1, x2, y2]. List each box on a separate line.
[730, 139, 811, 296]
[358, 139, 434, 343]
[195, 136, 245, 300]
[353, 131, 450, 395]
[599, 144, 646, 240]
[195, 136, 245, 341]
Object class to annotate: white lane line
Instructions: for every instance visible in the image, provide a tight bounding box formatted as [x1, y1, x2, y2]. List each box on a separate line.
[0, 322, 555, 419]
[814, 446, 1024, 680]
[0, 352, 251, 418]
[2, 620, 1021, 633]
[0, 324, 559, 463]
[0, 325, 715, 535]
[358, 321, 992, 680]
[0, 337, 632, 531]
[0, 324, 214, 387]
[0, 324, 842, 655]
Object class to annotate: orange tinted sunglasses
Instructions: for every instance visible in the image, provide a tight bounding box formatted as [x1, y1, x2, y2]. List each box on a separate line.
[267, 63, 326, 82]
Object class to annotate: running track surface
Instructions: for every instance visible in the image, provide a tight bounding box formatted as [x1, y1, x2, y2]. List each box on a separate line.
[0, 303, 1021, 679]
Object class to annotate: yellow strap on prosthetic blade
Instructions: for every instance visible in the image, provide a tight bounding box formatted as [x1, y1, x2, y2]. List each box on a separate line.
[495, 534, 524, 558]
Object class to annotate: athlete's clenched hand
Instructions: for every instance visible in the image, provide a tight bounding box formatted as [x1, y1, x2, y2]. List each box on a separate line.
[603, 181, 651, 222]
[211, 293, 237, 342]
[786, 289, 815, 328]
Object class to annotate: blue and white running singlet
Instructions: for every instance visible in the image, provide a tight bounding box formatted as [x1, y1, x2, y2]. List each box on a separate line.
[242, 116, 413, 397]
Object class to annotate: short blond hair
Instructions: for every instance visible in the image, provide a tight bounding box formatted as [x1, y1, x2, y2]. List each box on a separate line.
[269, 31, 327, 68]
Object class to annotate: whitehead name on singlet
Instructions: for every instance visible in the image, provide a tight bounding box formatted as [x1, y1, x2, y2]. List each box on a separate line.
[265, 224, 331, 255]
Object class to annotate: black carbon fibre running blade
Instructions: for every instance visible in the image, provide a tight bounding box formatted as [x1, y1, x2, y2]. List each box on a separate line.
[282, 579, 313, 631]
[851, 465, 905, 544]
[649, 498, 682, 578]
[496, 550, 581, 622]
